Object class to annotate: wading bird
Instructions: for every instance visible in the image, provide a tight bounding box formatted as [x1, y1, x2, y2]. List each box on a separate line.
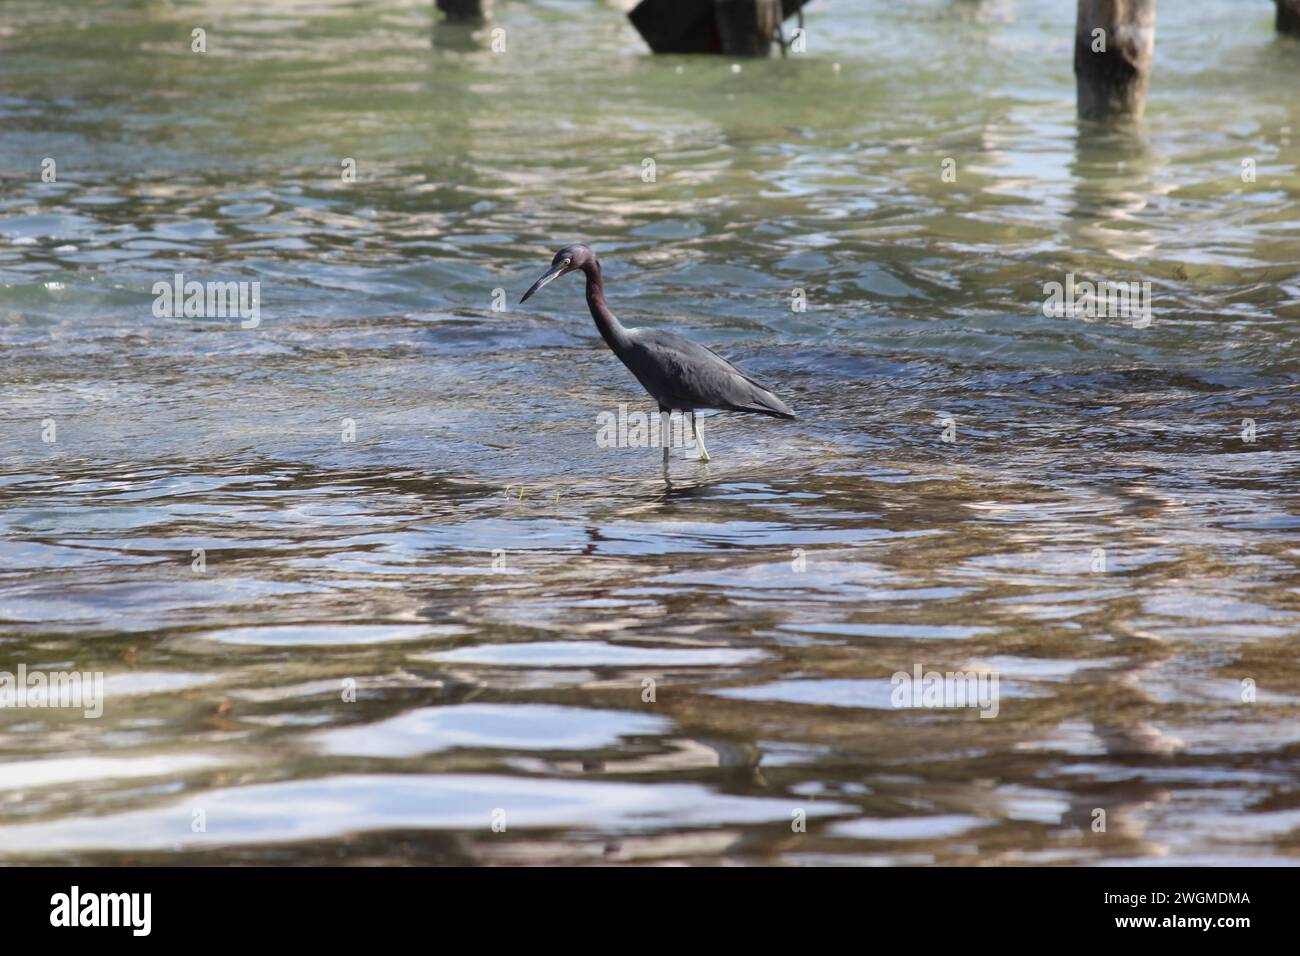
[520, 244, 795, 470]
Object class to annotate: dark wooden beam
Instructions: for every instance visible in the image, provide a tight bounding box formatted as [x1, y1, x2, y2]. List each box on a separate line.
[1279, 0, 1300, 35]
[436, 0, 491, 22]
[714, 0, 781, 58]
[629, 0, 810, 56]
[1074, 0, 1156, 121]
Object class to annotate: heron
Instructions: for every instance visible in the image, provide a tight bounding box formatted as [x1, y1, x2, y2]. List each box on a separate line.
[519, 243, 795, 469]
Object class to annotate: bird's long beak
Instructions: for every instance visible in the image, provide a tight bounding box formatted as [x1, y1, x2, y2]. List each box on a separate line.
[520, 264, 565, 304]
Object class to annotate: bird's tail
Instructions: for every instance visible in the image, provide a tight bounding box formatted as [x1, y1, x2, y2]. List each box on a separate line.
[734, 386, 796, 420]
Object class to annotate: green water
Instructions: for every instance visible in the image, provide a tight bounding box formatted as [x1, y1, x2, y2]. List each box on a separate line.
[1, 0, 1298, 864]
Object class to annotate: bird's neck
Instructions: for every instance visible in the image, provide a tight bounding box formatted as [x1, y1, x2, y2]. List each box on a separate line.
[582, 259, 630, 352]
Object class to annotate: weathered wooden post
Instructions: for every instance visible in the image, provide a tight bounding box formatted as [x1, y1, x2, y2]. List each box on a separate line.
[1279, 0, 1300, 35]
[628, 0, 809, 57]
[714, 0, 781, 58]
[436, 0, 491, 22]
[1074, 0, 1156, 121]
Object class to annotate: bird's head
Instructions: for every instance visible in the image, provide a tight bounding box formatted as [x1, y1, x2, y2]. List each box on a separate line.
[520, 243, 595, 303]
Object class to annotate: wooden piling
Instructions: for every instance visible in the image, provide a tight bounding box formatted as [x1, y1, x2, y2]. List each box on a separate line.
[436, 0, 491, 22]
[628, 0, 809, 56]
[1279, 0, 1300, 35]
[1074, 0, 1156, 121]
[714, 0, 781, 58]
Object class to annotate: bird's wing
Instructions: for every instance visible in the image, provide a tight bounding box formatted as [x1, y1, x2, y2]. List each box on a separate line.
[625, 328, 795, 418]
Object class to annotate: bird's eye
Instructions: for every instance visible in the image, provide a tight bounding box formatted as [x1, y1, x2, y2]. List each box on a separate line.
[562, 258, 571, 267]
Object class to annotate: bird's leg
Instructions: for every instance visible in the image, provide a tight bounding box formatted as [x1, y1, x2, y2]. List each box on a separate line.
[660, 409, 671, 471]
[691, 413, 711, 462]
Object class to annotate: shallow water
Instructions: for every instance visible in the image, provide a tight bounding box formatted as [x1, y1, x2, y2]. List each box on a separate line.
[1, 0, 1298, 864]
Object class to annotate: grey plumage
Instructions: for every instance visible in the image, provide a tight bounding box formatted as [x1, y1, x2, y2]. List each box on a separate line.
[520, 243, 796, 426]
[619, 328, 795, 419]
